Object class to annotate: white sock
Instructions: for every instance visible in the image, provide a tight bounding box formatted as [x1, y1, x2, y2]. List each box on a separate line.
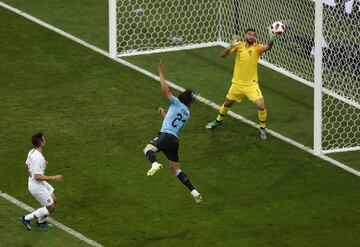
[175, 169, 182, 176]
[24, 206, 49, 221]
[191, 189, 200, 197]
[151, 162, 159, 167]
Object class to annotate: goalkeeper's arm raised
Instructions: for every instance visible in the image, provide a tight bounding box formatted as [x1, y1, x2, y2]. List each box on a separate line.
[220, 35, 241, 58]
[262, 26, 278, 53]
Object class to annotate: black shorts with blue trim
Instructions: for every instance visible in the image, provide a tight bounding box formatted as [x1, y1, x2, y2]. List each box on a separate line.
[149, 132, 179, 162]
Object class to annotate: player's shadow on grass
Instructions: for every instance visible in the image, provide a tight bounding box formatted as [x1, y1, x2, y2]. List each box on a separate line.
[141, 229, 190, 245]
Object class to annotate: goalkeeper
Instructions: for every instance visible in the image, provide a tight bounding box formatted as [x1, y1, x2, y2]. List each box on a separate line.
[205, 27, 279, 139]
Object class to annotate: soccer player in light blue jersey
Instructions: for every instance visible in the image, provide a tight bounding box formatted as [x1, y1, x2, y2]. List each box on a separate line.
[143, 60, 202, 203]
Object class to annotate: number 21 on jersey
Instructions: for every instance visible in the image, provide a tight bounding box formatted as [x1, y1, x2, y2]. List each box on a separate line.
[172, 113, 186, 128]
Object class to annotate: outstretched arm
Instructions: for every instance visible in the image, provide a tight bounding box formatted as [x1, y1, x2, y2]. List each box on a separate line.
[262, 41, 274, 53]
[220, 48, 231, 58]
[35, 174, 63, 181]
[262, 26, 278, 53]
[220, 35, 240, 58]
[159, 60, 173, 100]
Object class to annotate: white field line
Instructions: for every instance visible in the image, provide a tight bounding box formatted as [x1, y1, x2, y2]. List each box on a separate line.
[322, 146, 360, 154]
[219, 41, 360, 110]
[1, 0, 359, 185]
[118, 42, 220, 57]
[0, 191, 103, 247]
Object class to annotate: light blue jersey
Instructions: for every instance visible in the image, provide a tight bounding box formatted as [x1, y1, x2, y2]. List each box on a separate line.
[160, 96, 190, 138]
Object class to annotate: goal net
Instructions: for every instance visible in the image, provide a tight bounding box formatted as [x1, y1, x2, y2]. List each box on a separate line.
[109, 0, 360, 154]
[321, 1, 360, 153]
[111, 0, 221, 56]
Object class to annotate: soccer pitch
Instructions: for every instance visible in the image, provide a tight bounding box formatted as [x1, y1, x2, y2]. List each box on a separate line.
[1, 1, 360, 246]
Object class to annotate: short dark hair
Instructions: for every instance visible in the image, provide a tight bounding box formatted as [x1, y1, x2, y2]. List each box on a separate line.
[178, 89, 194, 107]
[245, 28, 256, 34]
[32, 132, 44, 147]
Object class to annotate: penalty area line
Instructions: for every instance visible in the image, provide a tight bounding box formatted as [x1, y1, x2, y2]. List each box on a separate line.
[0, 0, 358, 182]
[0, 191, 104, 247]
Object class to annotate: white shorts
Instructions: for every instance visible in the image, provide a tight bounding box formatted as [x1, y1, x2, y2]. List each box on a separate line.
[28, 182, 54, 206]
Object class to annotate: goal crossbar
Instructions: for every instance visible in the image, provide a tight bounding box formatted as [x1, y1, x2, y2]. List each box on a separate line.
[110, 0, 359, 155]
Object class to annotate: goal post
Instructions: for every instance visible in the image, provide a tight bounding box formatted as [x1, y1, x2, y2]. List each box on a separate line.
[109, 0, 117, 59]
[313, 0, 323, 156]
[109, 0, 360, 154]
[320, 0, 360, 154]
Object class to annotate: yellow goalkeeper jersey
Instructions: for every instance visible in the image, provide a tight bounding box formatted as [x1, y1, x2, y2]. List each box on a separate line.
[230, 42, 264, 87]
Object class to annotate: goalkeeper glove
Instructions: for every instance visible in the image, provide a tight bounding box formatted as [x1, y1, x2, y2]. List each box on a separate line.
[226, 35, 241, 51]
[268, 26, 277, 43]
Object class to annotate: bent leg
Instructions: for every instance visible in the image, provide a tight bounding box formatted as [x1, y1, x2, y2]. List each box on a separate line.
[144, 144, 159, 164]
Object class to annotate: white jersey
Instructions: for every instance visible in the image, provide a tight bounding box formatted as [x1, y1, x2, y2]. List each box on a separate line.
[26, 148, 47, 188]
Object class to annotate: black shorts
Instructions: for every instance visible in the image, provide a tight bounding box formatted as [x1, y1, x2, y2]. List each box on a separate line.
[149, 132, 179, 162]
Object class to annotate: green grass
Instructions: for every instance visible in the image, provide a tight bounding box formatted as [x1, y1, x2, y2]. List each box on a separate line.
[3, 0, 358, 168]
[0, 197, 89, 247]
[123, 49, 360, 169]
[1, 2, 360, 247]
[124, 47, 315, 145]
[1, 0, 108, 50]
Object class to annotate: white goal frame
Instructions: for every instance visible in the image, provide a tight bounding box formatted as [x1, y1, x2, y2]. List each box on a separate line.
[108, 0, 360, 155]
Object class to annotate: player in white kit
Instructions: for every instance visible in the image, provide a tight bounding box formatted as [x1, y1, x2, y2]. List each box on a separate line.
[20, 133, 63, 230]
